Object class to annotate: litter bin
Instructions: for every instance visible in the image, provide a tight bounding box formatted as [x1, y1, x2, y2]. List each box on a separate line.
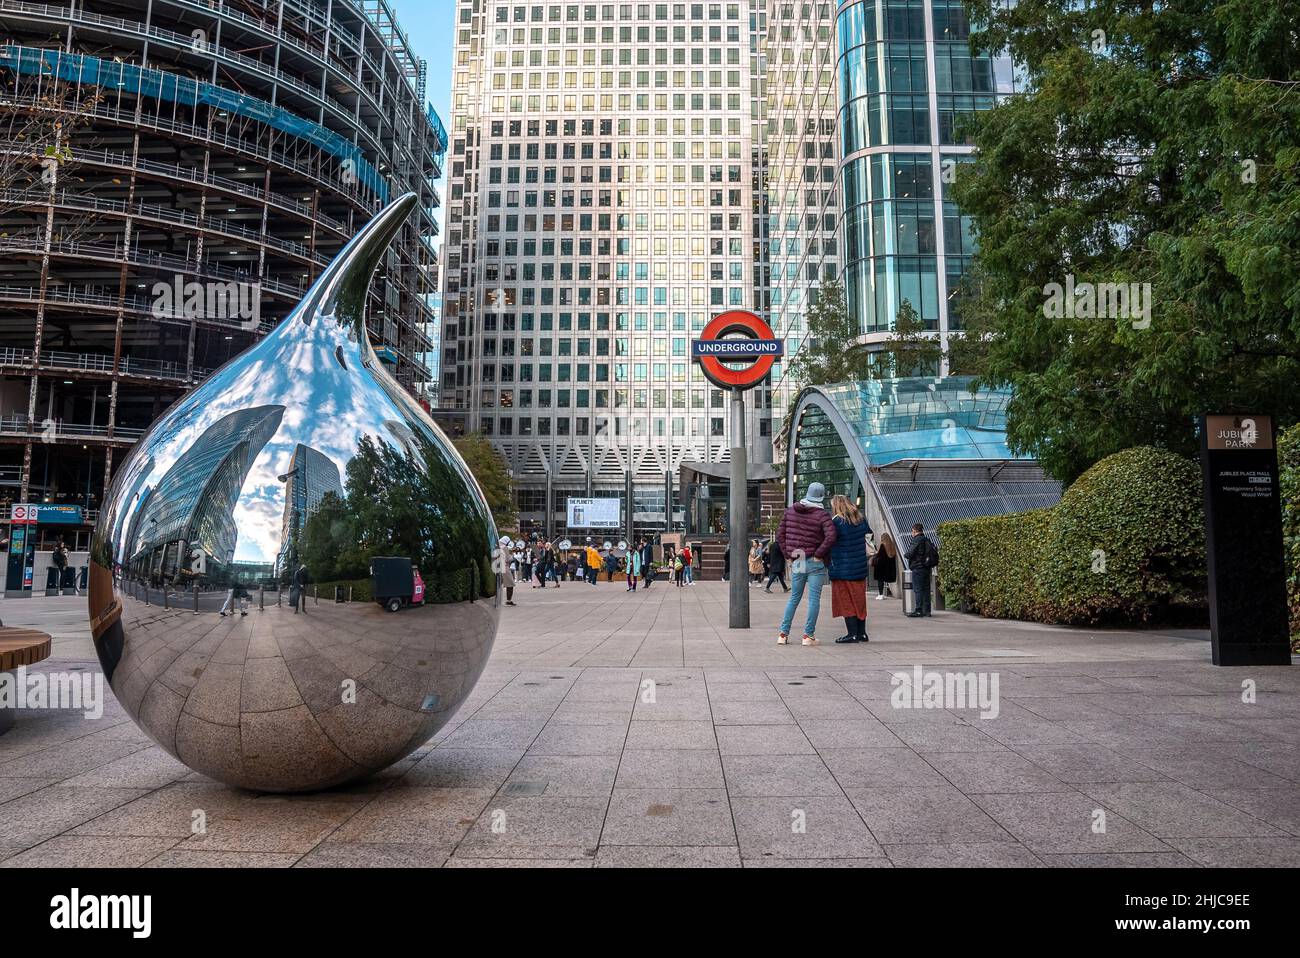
[45, 567, 60, 594]
[334, 585, 347, 603]
[902, 568, 915, 615]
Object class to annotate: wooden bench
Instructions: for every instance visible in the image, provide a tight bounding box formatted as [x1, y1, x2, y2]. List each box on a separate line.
[0, 625, 53, 735]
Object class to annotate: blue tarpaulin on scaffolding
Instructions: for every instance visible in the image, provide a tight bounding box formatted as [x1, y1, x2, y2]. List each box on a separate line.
[0, 45, 414, 202]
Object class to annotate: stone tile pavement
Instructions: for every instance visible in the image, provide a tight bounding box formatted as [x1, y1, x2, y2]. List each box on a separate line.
[1, 582, 1297, 867]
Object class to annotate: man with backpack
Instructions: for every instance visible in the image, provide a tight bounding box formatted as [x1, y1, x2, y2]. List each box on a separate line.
[905, 522, 938, 618]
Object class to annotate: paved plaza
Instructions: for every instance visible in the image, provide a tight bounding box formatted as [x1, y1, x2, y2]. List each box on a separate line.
[1, 582, 1298, 868]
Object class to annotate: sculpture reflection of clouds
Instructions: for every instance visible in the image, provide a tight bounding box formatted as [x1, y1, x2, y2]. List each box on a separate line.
[125, 405, 284, 579]
[88, 193, 500, 792]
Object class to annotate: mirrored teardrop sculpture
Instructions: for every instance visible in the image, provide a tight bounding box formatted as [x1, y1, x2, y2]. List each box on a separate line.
[88, 193, 500, 792]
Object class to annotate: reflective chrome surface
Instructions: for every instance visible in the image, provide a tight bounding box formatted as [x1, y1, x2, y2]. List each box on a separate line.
[89, 193, 500, 792]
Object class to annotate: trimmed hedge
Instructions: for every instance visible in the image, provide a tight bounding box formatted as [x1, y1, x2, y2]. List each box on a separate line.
[312, 562, 493, 608]
[940, 447, 1206, 626]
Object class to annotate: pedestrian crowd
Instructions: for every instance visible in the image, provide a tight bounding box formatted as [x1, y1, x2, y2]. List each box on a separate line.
[495, 488, 939, 650]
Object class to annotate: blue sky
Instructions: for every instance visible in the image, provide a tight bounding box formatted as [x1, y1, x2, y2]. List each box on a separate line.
[390, 0, 456, 237]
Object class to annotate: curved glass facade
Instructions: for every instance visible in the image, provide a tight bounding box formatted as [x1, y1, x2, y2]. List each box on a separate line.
[789, 375, 1021, 501]
[835, 0, 1008, 338]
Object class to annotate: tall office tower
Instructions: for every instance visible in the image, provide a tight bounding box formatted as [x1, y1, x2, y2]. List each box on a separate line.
[444, 2, 769, 537]
[832, 0, 1015, 354]
[275, 442, 345, 579]
[762, 0, 840, 428]
[766, 0, 1018, 427]
[0, 0, 445, 552]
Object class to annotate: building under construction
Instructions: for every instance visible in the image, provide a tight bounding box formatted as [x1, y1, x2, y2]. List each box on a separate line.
[0, 0, 445, 555]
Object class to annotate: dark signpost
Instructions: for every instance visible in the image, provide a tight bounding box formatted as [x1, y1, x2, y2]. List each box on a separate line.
[1199, 414, 1292, 666]
[692, 309, 782, 629]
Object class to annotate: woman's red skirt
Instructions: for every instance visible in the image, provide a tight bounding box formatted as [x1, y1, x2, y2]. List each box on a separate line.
[831, 579, 867, 619]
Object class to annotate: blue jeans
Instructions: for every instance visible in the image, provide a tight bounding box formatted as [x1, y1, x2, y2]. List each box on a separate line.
[683, 563, 693, 584]
[779, 559, 827, 638]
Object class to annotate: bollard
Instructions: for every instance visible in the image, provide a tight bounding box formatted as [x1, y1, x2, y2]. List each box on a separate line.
[314, 584, 318, 605]
[347, 586, 353, 602]
[277, 589, 282, 607]
[163, 587, 169, 610]
[258, 586, 264, 611]
[193, 582, 200, 615]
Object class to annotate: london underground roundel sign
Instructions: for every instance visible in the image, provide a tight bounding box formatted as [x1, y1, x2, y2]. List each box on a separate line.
[691, 309, 783, 390]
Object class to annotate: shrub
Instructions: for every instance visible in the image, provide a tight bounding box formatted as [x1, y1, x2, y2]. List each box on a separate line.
[1041, 447, 1205, 623]
[1279, 424, 1300, 647]
[940, 447, 1206, 625]
[941, 509, 1053, 620]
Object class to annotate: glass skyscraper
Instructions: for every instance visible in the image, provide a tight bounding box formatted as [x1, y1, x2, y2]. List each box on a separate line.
[834, 0, 1017, 353]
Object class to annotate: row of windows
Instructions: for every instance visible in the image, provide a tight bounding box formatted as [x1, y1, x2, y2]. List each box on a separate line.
[483, 187, 748, 207]
[482, 261, 747, 282]
[487, 386, 732, 408]
[839, 92, 996, 152]
[479, 116, 743, 139]
[484, 415, 762, 438]
[479, 236, 748, 257]
[471, 311, 725, 332]
[472, 285, 749, 307]
[492, 3, 743, 24]
[467, 92, 758, 115]
[478, 212, 750, 233]
[484, 30, 743, 53]
[488, 67, 746, 90]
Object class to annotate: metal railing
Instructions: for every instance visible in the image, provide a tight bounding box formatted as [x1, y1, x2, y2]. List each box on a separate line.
[0, 346, 211, 382]
[0, 283, 279, 334]
[0, 92, 380, 213]
[0, 413, 146, 441]
[0, 188, 328, 265]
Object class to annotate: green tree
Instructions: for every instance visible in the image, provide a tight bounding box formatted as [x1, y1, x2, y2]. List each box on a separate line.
[952, 0, 1300, 482]
[787, 279, 872, 386]
[298, 490, 366, 581]
[298, 435, 497, 600]
[453, 432, 516, 529]
[879, 300, 944, 379]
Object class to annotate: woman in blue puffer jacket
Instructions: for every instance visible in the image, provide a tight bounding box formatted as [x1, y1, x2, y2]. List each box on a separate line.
[828, 495, 871, 643]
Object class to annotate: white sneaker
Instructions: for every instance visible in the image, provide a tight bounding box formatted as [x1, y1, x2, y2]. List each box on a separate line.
[875, 594, 884, 601]
[776, 632, 789, 645]
[801, 635, 819, 647]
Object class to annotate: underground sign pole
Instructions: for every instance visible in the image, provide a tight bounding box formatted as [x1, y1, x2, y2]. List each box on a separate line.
[692, 309, 783, 630]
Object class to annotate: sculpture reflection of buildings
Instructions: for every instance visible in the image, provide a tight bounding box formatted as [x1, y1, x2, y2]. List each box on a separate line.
[128, 405, 285, 583]
[275, 443, 345, 581]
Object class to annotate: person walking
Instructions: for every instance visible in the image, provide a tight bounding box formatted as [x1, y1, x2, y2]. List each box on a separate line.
[871, 531, 898, 600]
[52, 540, 69, 593]
[748, 540, 764, 585]
[534, 542, 550, 588]
[520, 546, 534, 586]
[764, 538, 789, 593]
[905, 523, 939, 618]
[585, 542, 602, 585]
[775, 482, 837, 646]
[681, 543, 694, 585]
[828, 495, 871, 643]
[627, 543, 641, 591]
[640, 539, 655, 589]
[673, 549, 685, 587]
[497, 535, 517, 607]
[292, 563, 309, 614]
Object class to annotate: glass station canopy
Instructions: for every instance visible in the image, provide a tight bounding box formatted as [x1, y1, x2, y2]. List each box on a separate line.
[787, 376, 1038, 507]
